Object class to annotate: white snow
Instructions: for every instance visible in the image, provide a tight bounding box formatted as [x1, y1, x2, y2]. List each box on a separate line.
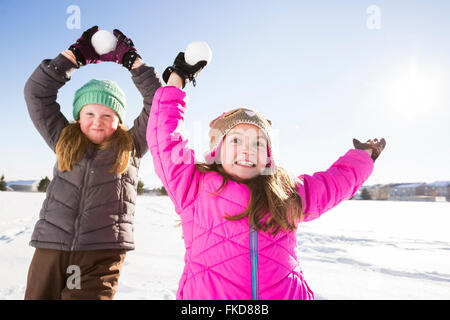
[91, 30, 117, 55]
[0, 192, 449, 300]
[185, 41, 213, 66]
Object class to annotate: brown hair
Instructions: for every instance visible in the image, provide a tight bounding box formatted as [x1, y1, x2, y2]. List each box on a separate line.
[195, 163, 307, 235]
[55, 122, 134, 174]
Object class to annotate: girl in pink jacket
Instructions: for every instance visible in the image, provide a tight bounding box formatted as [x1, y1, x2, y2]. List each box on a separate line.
[146, 52, 386, 300]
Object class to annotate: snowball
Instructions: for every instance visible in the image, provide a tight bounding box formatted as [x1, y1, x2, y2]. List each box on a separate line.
[185, 41, 212, 66]
[91, 30, 117, 55]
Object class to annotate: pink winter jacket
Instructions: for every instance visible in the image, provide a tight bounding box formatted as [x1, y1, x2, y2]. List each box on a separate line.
[146, 86, 374, 300]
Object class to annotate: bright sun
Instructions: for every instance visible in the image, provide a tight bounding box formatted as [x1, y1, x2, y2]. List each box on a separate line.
[381, 56, 443, 121]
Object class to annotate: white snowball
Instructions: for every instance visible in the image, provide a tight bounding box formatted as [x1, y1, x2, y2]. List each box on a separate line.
[185, 42, 212, 66]
[91, 30, 117, 55]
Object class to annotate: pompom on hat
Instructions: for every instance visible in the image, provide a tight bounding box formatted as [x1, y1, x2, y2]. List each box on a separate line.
[204, 107, 277, 175]
[73, 79, 126, 123]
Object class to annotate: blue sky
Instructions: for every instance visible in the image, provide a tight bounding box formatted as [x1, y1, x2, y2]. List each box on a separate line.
[1, 0, 449, 187]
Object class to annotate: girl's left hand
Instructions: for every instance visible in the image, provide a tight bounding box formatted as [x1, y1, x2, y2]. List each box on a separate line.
[353, 138, 386, 162]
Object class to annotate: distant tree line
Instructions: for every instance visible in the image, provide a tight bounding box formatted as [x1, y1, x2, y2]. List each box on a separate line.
[1, 175, 168, 197]
[155, 186, 168, 196]
[138, 181, 167, 196]
[0, 175, 6, 191]
[38, 176, 51, 192]
[0, 175, 51, 192]
[360, 188, 372, 200]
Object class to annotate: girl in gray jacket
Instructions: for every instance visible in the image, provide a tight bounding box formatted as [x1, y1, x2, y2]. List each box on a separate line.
[23, 26, 162, 299]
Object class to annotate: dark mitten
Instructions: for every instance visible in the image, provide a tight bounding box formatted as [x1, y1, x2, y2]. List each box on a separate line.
[99, 29, 141, 70]
[162, 52, 207, 88]
[353, 138, 386, 162]
[68, 25, 100, 67]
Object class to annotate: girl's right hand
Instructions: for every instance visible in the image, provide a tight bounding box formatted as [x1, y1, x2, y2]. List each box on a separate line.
[166, 72, 184, 89]
[162, 52, 207, 88]
[68, 25, 100, 67]
[353, 138, 386, 162]
[98, 29, 141, 70]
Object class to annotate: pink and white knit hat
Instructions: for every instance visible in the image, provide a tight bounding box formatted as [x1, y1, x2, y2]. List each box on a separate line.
[204, 108, 277, 175]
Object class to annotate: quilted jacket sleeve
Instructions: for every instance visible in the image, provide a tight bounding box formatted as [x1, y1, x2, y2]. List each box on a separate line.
[128, 64, 162, 158]
[296, 149, 374, 222]
[146, 86, 202, 213]
[24, 54, 76, 152]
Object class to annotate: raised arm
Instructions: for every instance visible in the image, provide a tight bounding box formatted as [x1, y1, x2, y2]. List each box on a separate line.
[24, 26, 102, 152]
[146, 48, 212, 212]
[297, 148, 375, 222]
[126, 60, 162, 157]
[146, 79, 202, 213]
[24, 53, 76, 152]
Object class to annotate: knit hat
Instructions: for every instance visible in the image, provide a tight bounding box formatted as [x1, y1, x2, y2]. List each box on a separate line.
[73, 79, 126, 123]
[204, 108, 276, 175]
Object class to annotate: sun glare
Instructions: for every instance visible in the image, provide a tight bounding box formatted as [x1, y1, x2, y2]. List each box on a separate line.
[381, 56, 444, 121]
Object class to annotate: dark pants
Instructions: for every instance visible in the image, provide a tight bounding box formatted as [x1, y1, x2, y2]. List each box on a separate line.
[24, 248, 127, 300]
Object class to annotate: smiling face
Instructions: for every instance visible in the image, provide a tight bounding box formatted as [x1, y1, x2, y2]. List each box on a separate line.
[219, 123, 269, 180]
[78, 104, 120, 144]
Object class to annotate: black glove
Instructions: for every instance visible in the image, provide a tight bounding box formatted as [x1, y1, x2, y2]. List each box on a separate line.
[68, 25, 100, 67]
[99, 29, 141, 70]
[162, 52, 207, 88]
[353, 138, 386, 162]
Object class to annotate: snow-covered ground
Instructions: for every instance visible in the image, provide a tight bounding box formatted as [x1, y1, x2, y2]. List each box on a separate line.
[0, 192, 449, 300]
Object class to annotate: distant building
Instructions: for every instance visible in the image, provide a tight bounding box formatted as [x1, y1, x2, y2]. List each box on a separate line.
[365, 184, 390, 200]
[389, 183, 425, 201]
[358, 181, 450, 202]
[424, 181, 450, 200]
[6, 180, 40, 192]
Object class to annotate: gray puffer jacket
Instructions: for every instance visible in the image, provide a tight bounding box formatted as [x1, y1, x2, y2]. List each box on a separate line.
[24, 54, 162, 251]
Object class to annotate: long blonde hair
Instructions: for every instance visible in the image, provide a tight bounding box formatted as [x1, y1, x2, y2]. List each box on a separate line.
[195, 163, 307, 235]
[55, 122, 134, 174]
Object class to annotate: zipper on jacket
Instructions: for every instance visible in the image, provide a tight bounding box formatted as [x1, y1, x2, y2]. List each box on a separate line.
[250, 226, 259, 300]
[70, 159, 93, 251]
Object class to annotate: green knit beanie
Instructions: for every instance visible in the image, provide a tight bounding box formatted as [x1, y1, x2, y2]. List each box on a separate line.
[73, 79, 126, 123]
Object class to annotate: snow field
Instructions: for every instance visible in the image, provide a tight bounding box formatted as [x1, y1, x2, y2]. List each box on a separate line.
[0, 192, 449, 299]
